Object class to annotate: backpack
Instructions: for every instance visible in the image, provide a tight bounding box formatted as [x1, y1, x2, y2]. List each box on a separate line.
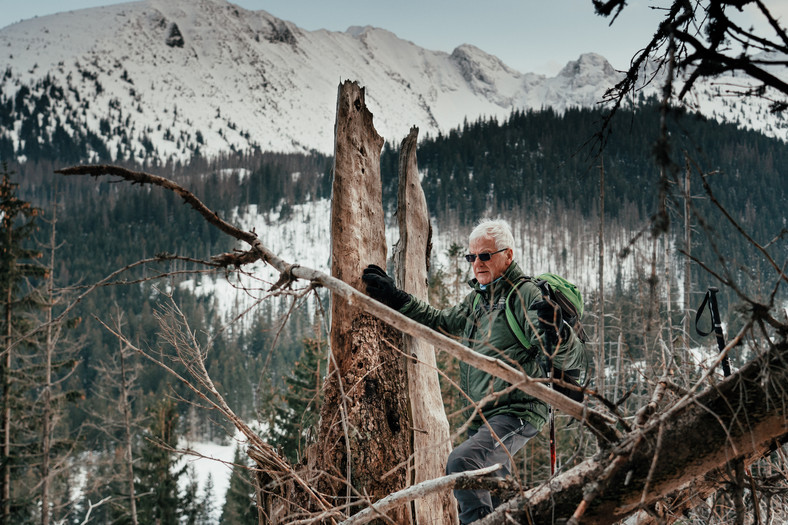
[515, 273, 587, 344]
[473, 273, 588, 401]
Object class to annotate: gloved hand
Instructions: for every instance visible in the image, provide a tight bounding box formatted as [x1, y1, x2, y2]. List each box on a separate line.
[361, 264, 410, 310]
[530, 297, 563, 347]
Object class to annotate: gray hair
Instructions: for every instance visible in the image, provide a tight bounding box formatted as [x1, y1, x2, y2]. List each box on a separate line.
[468, 218, 514, 250]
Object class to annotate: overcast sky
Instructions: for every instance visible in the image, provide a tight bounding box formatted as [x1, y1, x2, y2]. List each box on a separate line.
[1, 1, 785, 75]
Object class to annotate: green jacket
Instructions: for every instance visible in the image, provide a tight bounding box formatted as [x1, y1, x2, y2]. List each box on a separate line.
[399, 262, 586, 431]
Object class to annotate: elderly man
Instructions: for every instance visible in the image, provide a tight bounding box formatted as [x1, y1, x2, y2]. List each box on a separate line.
[362, 218, 586, 524]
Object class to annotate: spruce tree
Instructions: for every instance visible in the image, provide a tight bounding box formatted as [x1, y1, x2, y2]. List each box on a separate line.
[181, 465, 213, 525]
[200, 472, 216, 524]
[219, 445, 256, 524]
[272, 334, 326, 463]
[135, 398, 184, 525]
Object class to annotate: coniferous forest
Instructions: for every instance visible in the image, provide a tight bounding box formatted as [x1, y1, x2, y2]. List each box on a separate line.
[1, 98, 787, 523]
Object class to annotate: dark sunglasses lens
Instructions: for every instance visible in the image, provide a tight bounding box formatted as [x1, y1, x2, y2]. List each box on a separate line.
[465, 253, 493, 262]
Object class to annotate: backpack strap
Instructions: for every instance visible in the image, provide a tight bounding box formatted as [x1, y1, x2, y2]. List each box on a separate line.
[504, 276, 532, 350]
[471, 293, 480, 312]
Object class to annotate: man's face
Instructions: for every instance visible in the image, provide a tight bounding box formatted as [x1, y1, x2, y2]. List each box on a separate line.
[468, 236, 513, 285]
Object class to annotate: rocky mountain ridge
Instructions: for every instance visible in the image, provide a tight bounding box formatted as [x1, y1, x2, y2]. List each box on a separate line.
[0, 0, 784, 165]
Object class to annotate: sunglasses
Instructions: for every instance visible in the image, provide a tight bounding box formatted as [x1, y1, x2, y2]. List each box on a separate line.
[464, 248, 507, 263]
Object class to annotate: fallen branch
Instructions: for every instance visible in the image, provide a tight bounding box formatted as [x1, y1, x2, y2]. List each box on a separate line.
[476, 336, 788, 525]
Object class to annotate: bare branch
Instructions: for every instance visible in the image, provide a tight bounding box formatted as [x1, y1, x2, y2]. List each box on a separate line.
[78, 496, 112, 525]
[92, 300, 336, 516]
[56, 165, 259, 246]
[2, 254, 202, 359]
[695, 167, 788, 287]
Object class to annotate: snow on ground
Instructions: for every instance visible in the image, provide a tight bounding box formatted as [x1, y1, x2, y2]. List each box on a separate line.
[177, 438, 238, 522]
[177, 423, 267, 522]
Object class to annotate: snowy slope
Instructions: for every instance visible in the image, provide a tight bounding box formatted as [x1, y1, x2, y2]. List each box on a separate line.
[2, 0, 784, 164]
[0, 0, 690, 163]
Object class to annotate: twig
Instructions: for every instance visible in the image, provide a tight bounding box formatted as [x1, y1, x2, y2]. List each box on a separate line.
[635, 376, 669, 427]
[79, 496, 112, 525]
[656, 321, 750, 424]
[640, 423, 666, 508]
[696, 165, 788, 286]
[92, 299, 335, 515]
[1, 254, 195, 358]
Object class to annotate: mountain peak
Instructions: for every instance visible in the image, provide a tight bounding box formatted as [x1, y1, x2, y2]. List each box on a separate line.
[346, 25, 376, 37]
[451, 44, 518, 76]
[558, 53, 617, 78]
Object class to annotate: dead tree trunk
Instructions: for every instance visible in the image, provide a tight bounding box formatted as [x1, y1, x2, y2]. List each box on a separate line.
[118, 339, 139, 525]
[312, 80, 412, 522]
[393, 127, 458, 525]
[597, 158, 606, 396]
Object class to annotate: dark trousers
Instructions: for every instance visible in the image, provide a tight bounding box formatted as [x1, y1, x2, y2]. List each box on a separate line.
[446, 414, 538, 524]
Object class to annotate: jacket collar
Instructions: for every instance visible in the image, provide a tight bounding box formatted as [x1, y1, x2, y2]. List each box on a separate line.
[469, 261, 525, 297]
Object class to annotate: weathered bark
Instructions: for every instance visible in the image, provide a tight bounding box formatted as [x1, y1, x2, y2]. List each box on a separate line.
[393, 127, 458, 525]
[312, 80, 412, 521]
[479, 339, 788, 525]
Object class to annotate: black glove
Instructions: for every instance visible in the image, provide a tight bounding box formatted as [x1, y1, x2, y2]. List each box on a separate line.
[530, 298, 563, 347]
[361, 264, 410, 310]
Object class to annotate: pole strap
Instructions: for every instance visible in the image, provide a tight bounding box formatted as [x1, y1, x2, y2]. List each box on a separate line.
[695, 288, 714, 337]
[695, 287, 732, 377]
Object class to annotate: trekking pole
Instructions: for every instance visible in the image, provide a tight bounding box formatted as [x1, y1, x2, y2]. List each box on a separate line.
[535, 280, 558, 476]
[695, 286, 731, 377]
[694, 287, 761, 517]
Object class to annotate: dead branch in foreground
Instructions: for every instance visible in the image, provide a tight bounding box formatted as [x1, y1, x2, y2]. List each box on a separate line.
[337, 464, 501, 525]
[477, 336, 788, 525]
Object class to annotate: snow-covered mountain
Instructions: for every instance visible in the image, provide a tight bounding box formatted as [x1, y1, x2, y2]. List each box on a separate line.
[3, 0, 782, 164]
[0, 0, 617, 161]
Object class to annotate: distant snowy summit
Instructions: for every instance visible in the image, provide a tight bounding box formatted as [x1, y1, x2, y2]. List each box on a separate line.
[0, 0, 783, 164]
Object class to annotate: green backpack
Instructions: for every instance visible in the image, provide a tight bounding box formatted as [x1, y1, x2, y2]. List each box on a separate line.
[473, 272, 587, 347]
[528, 273, 587, 343]
[473, 272, 588, 401]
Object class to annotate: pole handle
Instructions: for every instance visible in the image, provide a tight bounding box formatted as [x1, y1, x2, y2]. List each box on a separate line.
[695, 287, 732, 377]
